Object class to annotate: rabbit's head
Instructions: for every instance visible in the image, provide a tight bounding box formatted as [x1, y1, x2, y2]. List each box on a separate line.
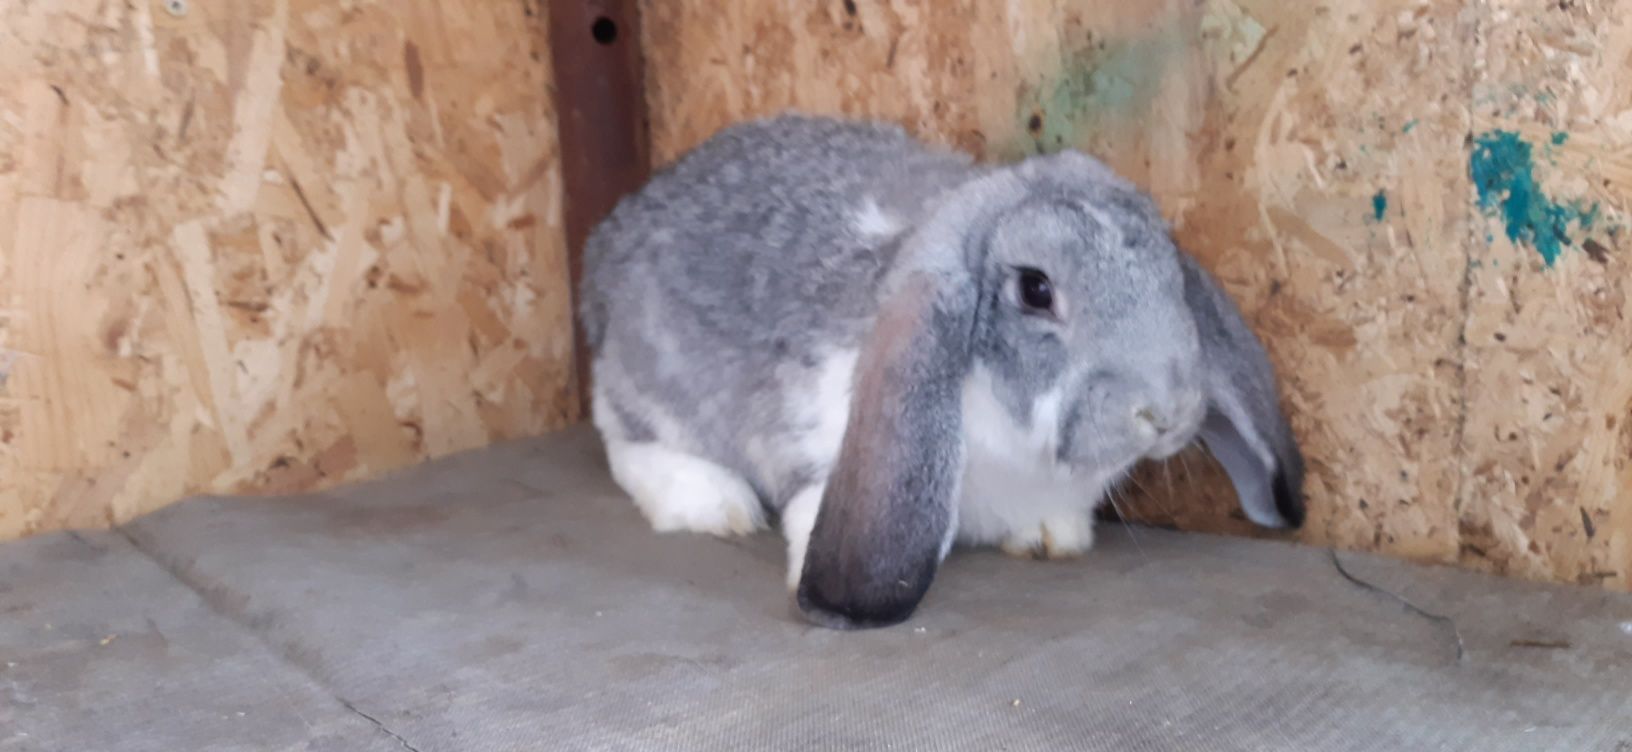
[796, 150, 1305, 629]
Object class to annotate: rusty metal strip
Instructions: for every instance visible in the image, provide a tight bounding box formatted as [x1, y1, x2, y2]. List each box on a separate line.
[547, 0, 650, 418]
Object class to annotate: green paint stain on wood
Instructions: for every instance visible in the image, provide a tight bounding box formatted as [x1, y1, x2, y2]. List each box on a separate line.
[1551, 131, 1569, 146]
[1013, 25, 1185, 157]
[1470, 130, 1600, 267]
[1372, 190, 1388, 221]
[1402, 119, 1418, 134]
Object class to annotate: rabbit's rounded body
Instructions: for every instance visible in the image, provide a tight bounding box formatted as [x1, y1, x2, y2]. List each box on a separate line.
[584, 116, 1102, 576]
[582, 114, 1306, 627]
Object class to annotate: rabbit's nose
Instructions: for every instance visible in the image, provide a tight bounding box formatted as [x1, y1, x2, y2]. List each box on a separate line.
[1134, 401, 1197, 462]
[1135, 361, 1204, 437]
[1133, 405, 1174, 433]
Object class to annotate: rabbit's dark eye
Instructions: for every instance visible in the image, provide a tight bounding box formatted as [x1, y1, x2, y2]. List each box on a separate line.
[1017, 267, 1054, 312]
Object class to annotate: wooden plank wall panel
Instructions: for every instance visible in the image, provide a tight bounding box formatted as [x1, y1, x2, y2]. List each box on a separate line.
[639, 0, 1631, 590]
[1460, 0, 1632, 586]
[0, 0, 576, 539]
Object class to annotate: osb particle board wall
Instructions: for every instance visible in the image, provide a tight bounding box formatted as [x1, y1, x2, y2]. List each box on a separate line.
[640, 0, 1632, 590]
[0, 1, 575, 539]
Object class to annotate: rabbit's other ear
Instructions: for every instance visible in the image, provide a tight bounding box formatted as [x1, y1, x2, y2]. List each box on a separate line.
[795, 266, 979, 630]
[1180, 252, 1306, 530]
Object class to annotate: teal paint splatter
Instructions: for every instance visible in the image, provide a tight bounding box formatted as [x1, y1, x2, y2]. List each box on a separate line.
[1581, 203, 1601, 230]
[1371, 190, 1388, 221]
[1469, 130, 1600, 266]
[1551, 131, 1569, 146]
[1402, 119, 1419, 134]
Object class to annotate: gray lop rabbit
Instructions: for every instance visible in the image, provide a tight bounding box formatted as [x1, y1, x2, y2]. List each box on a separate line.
[580, 114, 1305, 629]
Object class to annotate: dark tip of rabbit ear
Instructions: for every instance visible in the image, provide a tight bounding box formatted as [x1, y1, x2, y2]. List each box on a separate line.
[1272, 466, 1306, 529]
[794, 569, 932, 630]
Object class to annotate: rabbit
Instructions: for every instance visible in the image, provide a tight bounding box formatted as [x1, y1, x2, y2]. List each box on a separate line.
[579, 113, 1305, 630]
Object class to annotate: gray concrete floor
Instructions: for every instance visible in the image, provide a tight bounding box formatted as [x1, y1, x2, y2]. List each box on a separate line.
[3, 426, 1631, 751]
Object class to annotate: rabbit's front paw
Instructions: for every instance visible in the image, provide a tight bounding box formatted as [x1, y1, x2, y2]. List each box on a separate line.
[606, 440, 766, 537]
[999, 515, 1094, 560]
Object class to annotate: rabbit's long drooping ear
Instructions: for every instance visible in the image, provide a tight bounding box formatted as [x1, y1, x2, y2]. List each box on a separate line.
[795, 262, 982, 630]
[1179, 252, 1307, 529]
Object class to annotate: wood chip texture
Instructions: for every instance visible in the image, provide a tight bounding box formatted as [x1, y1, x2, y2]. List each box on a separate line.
[0, 0, 575, 538]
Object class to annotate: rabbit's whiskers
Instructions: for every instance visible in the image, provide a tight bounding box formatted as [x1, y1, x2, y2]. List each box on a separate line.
[1101, 476, 1150, 564]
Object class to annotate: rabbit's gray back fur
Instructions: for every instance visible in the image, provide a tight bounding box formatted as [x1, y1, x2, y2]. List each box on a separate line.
[582, 115, 976, 507]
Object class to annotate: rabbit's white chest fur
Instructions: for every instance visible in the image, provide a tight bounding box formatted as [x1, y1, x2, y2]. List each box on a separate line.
[797, 355, 1110, 557]
[953, 365, 1113, 557]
